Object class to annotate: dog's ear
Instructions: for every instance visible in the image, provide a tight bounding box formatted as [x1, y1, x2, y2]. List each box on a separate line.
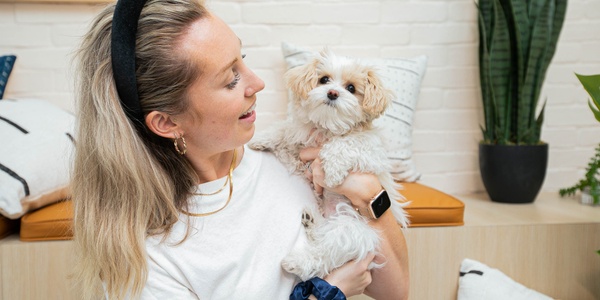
[318, 47, 334, 61]
[363, 68, 393, 120]
[284, 59, 319, 100]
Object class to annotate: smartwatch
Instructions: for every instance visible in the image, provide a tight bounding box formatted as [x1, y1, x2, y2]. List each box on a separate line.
[357, 189, 391, 220]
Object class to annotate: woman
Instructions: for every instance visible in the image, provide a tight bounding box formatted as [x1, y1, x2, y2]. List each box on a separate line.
[72, 0, 409, 299]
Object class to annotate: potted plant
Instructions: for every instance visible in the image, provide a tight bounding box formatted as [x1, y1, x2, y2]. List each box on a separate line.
[559, 73, 600, 206]
[476, 0, 567, 203]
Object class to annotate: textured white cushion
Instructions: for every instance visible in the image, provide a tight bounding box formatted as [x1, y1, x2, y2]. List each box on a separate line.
[458, 258, 553, 300]
[0, 99, 74, 219]
[281, 42, 427, 182]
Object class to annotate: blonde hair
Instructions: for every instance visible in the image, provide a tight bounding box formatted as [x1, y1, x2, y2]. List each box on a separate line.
[72, 0, 207, 299]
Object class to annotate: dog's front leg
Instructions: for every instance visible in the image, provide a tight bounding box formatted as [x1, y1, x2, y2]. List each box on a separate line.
[249, 122, 306, 174]
[247, 121, 287, 152]
[319, 139, 355, 188]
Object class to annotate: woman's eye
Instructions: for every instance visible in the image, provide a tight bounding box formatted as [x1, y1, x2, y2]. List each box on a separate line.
[346, 84, 355, 94]
[226, 73, 241, 90]
[319, 76, 329, 84]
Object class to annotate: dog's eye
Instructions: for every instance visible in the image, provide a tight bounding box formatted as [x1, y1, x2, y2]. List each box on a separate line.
[346, 84, 355, 94]
[319, 76, 330, 84]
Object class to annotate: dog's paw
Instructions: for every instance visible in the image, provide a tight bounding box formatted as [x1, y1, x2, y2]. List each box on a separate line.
[322, 167, 348, 187]
[282, 253, 321, 281]
[320, 156, 350, 187]
[281, 256, 308, 280]
[281, 258, 298, 274]
[247, 139, 271, 151]
[301, 210, 314, 229]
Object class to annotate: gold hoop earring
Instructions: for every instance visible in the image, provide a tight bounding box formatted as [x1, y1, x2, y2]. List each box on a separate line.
[174, 133, 187, 155]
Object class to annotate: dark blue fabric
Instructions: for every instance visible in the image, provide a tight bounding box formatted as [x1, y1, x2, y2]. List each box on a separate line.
[0, 55, 16, 99]
[290, 277, 346, 300]
[290, 280, 314, 300]
[311, 277, 346, 300]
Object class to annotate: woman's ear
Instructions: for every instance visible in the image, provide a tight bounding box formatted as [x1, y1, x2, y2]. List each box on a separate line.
[145, 111, 180, 139]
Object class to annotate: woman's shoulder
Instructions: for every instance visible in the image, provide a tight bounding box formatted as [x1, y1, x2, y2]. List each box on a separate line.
[245, 146, 311, 190]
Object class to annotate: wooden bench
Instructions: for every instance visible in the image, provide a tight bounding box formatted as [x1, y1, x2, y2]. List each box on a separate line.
[5, 190, 597, 299]
[354, 191, 600, 300]
[0, 182, 462, 299]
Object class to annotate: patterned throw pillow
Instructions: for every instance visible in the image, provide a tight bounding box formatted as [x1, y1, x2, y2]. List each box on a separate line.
[458, 259, 553, 300]
[281, 42, 427, 182]
[0, 55, 16, 99]
[0, 99, 74, 219]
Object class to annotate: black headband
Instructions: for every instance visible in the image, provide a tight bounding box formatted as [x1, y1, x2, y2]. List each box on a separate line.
[111, 0, 148, 129]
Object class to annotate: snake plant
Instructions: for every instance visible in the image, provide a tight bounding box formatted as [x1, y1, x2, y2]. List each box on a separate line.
[477, 0, 567, 145]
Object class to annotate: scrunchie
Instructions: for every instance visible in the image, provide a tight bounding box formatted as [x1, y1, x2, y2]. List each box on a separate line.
[290, 277, 346, 300]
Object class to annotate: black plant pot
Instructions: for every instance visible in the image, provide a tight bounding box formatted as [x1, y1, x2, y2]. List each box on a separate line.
[479, 143, 548, 204]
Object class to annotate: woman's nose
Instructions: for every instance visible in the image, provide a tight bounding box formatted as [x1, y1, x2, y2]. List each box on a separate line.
[245, 69, 265, 97]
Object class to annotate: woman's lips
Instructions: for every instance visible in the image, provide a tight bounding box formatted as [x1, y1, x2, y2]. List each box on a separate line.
[239, 103, 256, 119]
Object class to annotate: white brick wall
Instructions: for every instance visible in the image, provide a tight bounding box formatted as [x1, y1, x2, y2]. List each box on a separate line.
[2, 0, 599, 196]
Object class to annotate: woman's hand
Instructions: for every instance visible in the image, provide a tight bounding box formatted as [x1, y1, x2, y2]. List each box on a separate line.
[323, 253, 375, 297]
[300, 147, 382, 208]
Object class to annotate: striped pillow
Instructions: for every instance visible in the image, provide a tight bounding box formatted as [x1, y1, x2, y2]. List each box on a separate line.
[0, 99, 74, 219]
[458, 259, 553, 300]
[281, 42, 427, 182]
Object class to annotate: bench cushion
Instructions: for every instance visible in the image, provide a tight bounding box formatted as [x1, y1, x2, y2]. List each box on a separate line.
[402, 182, 465, 227]
[0, 215, 18, 240]
[18, 182, 465, 241]
[20, 200, 72, 241]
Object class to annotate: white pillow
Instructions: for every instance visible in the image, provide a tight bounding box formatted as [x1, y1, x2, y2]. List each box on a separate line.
[281, 42, 427, 182]
[0, 99, 74, 219]
[458, 258, 553, 300]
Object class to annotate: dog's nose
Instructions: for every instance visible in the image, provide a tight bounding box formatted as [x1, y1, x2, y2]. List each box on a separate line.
[327, 90, 339, 100]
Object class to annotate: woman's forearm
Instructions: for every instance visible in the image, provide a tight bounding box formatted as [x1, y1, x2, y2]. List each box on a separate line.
[364, 210, 410, 300]
[333, 174, 410, 299]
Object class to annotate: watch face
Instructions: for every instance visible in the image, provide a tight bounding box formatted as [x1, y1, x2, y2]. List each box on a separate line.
[372, 190, 391, 218]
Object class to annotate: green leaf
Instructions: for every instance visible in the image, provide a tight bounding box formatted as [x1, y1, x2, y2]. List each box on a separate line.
[534, 0, 567, 126]
[489, 0, 513, 142]
[532, 101, 546, 144]
[528, 0, 545, 23]
[589, 100, 600, 123]
[519, 0, 552, 143]
[480, 125, 491, 143]
[519, 103, 545, 144]
[543, 0, 568, 71]
[576, 73, 600, 108]
[478, 1, 494, 49]
[478, 6, 495, 141]
[509, 0, 530, 86]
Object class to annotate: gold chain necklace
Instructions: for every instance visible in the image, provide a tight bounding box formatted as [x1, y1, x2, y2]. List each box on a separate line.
[181, 148, 237, 217]
[193, 175, 229, 196]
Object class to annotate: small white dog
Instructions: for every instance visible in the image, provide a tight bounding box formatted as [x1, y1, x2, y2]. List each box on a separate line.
[250, 49, 409, 281]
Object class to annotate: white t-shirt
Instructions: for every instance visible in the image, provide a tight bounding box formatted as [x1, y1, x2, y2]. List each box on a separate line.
[141, 146, 315, 300]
